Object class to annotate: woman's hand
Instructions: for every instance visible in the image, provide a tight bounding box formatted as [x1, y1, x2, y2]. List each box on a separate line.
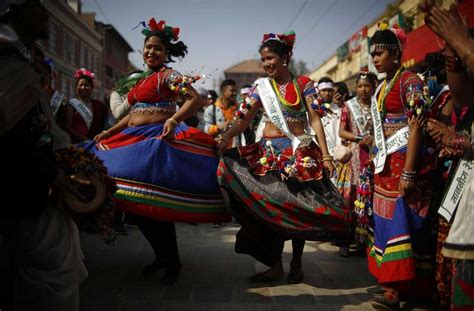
[439, 146, 463, 158]
[163, 118, 177, 140]
[94, 130, 110, 143]
[215, 134, 230, 155]
[322, 160, 335, 179]
[215, 140, 228, 155]
[409, 114, 425, 132]
[426, 118, 455, 146]
[359, 135, 374, 147]
[398, 178, 416, 198]
[424, 5, 469, 47]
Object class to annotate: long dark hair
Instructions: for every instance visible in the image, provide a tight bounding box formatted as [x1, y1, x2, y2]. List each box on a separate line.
[424, 52, 446, 84]
[144, 30, 188, 63]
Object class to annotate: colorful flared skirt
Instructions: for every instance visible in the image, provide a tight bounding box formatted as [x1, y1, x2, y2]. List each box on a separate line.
[453, 260, 474, 310]
[367, 148, 435, 299]
[82, 123, 230, 223]
[217, 136, 351, 241]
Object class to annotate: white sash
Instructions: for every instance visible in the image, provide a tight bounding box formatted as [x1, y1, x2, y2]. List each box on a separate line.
[371, 83, 387, 174]
[385, 126, 410, 155]
[69, 98, 93, 129]
[50, 90, 64, 117]
[346, 97, 368, 135]
[255, 78, 313, 152]
[439, 152, 474, 222]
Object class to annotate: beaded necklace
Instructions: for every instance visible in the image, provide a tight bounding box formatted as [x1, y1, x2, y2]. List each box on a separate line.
[271, 77, 306, 113]
[376, 66, 404, 119]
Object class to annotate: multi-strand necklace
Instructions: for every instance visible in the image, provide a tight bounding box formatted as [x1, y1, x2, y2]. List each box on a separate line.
[376, 66, 404, 119]
[271, 77, 305, 113]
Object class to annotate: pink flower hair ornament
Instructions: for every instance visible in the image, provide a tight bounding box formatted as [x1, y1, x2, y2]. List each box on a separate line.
[136, 18, 180, 42]
[74, 68, 95, 80]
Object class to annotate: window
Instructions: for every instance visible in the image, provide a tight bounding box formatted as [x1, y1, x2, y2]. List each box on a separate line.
[69, 78, 76, 98]
[80, 44, 87, 67]
[63, 32, 75, 64]
[105, 65, 114, 78]
[95, 55, 100, 73]
[48, 21, 57, 53]
[88, 49, 94, 70]
[61, 75, 68, 96]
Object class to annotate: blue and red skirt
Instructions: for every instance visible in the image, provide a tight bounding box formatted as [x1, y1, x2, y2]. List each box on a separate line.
[82, 123, 231, 223]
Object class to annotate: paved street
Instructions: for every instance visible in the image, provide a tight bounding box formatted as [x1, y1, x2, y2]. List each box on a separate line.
[79, 223, 376, 311]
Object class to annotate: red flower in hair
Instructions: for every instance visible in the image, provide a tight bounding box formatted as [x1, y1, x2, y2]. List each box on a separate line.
[74, 68, 95, 80]
[171, 27, 180, 40]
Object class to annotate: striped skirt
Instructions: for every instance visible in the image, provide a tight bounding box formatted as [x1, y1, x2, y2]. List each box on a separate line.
[367, 146, 435, 299]
[217, 136, 350, 241]
[82, 123, 231, 223]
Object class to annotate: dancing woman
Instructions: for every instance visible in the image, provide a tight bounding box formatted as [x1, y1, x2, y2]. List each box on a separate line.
[367, 24, 435, 309]
[85, 18, 230, 284]
[216, 31, 350, 283]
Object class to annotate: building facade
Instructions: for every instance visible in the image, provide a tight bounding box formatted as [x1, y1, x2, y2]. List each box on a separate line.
[309, 0, 471, 90]
[39, 1, 103, 100]
[224, 59, 267, 90]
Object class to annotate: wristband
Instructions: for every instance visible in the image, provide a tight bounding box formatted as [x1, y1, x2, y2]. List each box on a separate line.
[167, 117, 179, 126]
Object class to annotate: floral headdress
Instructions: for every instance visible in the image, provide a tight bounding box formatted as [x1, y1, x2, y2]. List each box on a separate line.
[137, 18, 180, 42]
[262, 30, 296, 51]
[369, 22, 406, 54]
[74, 68, 95, 80]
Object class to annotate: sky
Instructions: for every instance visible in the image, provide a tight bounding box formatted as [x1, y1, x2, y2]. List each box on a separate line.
[82, 0, 393, 90]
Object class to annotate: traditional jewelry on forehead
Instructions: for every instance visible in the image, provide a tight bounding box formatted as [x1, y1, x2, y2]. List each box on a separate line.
[369, 43, 399, 54]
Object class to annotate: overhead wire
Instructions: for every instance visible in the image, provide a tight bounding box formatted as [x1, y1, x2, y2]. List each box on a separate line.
[284, 0, 309, 32]
[300, 0, 339, 41]
[93, 0, 112, 24]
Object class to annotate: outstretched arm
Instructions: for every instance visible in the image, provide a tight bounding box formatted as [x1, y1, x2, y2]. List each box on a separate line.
[163, 86, 203, 139]
[216, 100, 261, 154]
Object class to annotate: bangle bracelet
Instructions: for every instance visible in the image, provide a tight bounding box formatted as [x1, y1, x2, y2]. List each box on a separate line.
[167, 118, 179, 126]
[217, 133, 230, 144]
[322, 155, 333, 161]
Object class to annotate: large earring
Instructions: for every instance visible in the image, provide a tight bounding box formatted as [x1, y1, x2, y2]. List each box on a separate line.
[283, 62, 288, 67]
[394, 59, 399, 64]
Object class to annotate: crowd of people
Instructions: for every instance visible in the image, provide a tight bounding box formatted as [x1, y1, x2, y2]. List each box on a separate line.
[1, 0, 473, 310]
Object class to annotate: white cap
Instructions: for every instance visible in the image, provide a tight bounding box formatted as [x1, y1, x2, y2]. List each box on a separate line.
[197, 87, 209, 97]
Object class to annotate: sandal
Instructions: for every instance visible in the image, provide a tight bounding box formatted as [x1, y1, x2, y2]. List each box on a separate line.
[142, 259, 167, 276]
[287, 270, 304, 284]
[160, 263, 182, 285]
[248, 272, 283, 283]
[371, 296, 400, 310]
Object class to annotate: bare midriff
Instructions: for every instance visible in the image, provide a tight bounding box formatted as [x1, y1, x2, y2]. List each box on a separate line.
[128, 111, 174, 127]
[263, 119, 306, 137]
